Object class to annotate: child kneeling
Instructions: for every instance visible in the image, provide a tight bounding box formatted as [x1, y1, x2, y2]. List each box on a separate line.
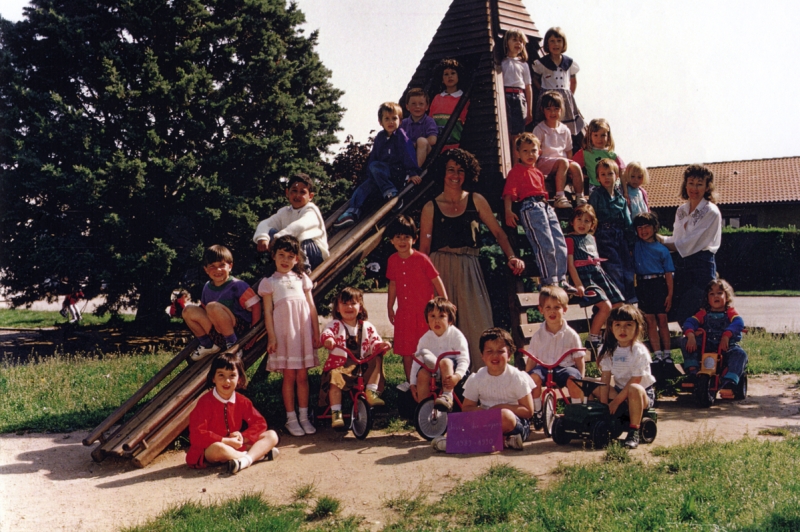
[186, 353, 279, 474]
[432, 328, 535, 451]
[410, 297, 470, 413]
[319, 287, 391, 428]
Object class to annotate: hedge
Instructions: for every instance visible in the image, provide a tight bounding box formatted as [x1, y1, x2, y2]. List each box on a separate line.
[713, 227, 800, 291]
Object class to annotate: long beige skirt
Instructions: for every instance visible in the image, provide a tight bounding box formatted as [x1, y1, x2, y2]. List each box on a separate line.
[430, 247, 493, 372]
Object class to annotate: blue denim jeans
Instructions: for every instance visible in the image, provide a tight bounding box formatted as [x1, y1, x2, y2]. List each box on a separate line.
[594, 224, 636, 303]
[519, 197, 567, 285]
[344, 161, 402, 219]
[680, 336, 748, 383]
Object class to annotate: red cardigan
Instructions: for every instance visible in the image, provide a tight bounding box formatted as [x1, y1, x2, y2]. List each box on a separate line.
[186, 389, 267, 468]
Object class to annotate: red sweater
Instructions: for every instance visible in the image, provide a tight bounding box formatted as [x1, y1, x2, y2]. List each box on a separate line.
[186, 389, 267, 468]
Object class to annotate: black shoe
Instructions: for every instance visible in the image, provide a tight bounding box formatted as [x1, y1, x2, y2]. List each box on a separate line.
[334, 213, 356, 229]
[624, 430, 640, 449]
[532, 412, 544, 431]
[719, 378, 735, 390]
[684, 371, 697, 384]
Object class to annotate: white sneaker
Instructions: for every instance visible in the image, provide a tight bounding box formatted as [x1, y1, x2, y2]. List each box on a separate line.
[504, 434, 524, 450]
[299, 417, 316, 435]
[285, 418, 304, 437]
[554, 195, 572, 209]
[396, 381, 411, 392]
[190, 344, 221, 362]
[431, 435, 447, 452]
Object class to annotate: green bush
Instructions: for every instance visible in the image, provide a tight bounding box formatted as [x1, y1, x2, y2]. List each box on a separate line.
[712, 227, 799, 290]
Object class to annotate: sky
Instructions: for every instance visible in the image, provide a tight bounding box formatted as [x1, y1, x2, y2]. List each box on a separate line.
[3, 0, 800, 167]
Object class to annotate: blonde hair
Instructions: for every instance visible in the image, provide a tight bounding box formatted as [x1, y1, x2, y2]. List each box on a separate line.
[378, 102, 403, 122]
[582, 118, 615, 151]
[597, 158, 620, 179]
[539, 286, 568, 309]
[623, 161, 650, 186]
[503, 29, 529, 61]
[543, 27, 568, 54]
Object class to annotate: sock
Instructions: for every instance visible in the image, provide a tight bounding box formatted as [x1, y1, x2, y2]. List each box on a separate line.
[224, 333, 238, 348]
[366, 383, 378, 392]
[331, 404, 342, 412]
[556, 191, 566, 197]
[238, 453, 253, 469]
[198, 335, 214, 348]
[653, 350, 662, 360]
[590, 334, 602, 343]
[571, 398, 581, 404]
[299, 407, 309, 421]
[286, 410, 298, 421]
[629, 424, 639, 431]
[533, 398, 542, 412]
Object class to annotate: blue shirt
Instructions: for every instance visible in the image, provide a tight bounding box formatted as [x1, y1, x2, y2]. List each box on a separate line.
[400, 115, 438, 144]
[366, 128, 421, 175]
[633, 239, 675, 276]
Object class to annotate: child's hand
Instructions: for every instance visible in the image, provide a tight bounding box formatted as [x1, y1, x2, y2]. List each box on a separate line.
[225, 432, 244, 448]
[410, 384, 418, 402]
[507, 257, 525, 276]
[267, 337, 278, 354]
[312, 333, 321, 350]
[576, 285, 585, 298]
[324, 338, 336, 351]
[256, 239, 269, 253]
[719, 336, 730, 352]
[685, 335, 697, 353]
[387, 307, 395, 324]
[608, 398, 621, 415]
[409, 175, 422, 185]
[505, 211, 519, 228]
[525, 111, 533, 125]
[443, 372, 461, 389]
[376, 341, 392, 355]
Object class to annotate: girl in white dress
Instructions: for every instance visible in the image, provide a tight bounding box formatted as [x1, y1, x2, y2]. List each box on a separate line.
[259, 235, 320, 437]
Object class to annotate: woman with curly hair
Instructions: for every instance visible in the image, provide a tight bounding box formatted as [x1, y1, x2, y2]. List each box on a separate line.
[419, 149, 526, 371]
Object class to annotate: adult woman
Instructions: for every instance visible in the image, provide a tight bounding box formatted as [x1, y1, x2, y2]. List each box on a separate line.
[419, 149, 525, 371]
[659, 164, 722, 325]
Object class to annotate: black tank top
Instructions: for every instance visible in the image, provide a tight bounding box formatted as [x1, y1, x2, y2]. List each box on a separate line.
[430, 193, 481, 252]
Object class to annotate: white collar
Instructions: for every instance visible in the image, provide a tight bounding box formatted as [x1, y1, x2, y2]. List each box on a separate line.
[542, 320, 568, 337]
[213, 388, 237, 404]
[440, 89, 463, 98]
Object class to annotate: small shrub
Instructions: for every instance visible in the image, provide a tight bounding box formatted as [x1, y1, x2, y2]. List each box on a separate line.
[604, 440, 632, 463]
[309, 496, 341, 520]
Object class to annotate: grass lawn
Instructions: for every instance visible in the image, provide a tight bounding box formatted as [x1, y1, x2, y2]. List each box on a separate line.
[0, 308, 136, 328]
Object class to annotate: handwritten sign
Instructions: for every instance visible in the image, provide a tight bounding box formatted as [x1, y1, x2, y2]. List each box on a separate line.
[445, 409, 503, 454]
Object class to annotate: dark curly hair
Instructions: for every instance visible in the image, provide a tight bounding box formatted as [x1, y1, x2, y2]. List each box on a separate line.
[437, 148, 481, 191]
[680, 164, 715, 203]
[434, 58, 464, 93]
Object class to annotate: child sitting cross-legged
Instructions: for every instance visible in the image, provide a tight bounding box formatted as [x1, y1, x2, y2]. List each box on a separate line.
[524, 286, 585, 431]
[410, 297, 470, 413]
[432, 328, 535, 452]
[319, 287, 391, 429]
[334, 102, 421, 229]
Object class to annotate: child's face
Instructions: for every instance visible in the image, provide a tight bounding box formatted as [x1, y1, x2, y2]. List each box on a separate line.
[598, 165, 617, 192]
[627, 170, 644, 189]
[286, 181, 314, 209]
[442, 68, 459, 92]
[481, 338, 510, 376]
[507, 35, 524, 57]
[590, 129, 610, 150]
[547, 35, 564, 55]
[273, 248, 298, 273]
[406, 96, 428, 119]
[391, 233, 415, 256]
[636, 224, 656, 242]
[213, 367, 239, 400]
[572, 213, 594, 235]
[611, 320, 637, 348]
[204, 260, 232, 286]
[543, 105, 562, 125]
[518, 141, 539, 167]
[707, 285, 727, 311]
[337, 298, 362, 325]
[380, 111, 401, 135]
[427, 309, 451, 337]
[685, 176, 709, 203]
[539, 298, 567, 329]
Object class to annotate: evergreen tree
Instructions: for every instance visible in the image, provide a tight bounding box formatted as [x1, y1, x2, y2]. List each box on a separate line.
[0, 0, 344, 323]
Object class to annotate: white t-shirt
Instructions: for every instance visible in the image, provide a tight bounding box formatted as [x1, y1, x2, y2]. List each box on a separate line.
[599, 343, 656, 389]
[252, 203, 330, 259]
[526, 321, 583, 368]
[501, 57, 531, 89]
[462, 365, 535, 409]
[662, 199, 722, 258]
[411, 326, 471, 385]
[533, 121, 573, 158]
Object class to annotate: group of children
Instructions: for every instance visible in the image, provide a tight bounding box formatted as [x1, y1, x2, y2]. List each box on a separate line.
[179, 26, 750, 473]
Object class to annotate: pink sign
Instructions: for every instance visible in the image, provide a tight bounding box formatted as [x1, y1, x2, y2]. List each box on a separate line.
[445, 409, 504, 454]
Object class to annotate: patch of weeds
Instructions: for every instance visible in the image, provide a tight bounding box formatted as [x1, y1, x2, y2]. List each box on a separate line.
[604, 440, 632, 463]
[308, 496, 341, 521]
[382, 417, 413, 434]
[293, 483, 316, 502]
[383, 489, 427, 517]
[758, 427, 793, 437]
[650, 446, 671, 457]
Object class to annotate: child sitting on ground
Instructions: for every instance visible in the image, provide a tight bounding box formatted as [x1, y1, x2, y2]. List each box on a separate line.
[410, 297, 470, 413]
[532, 91, 584, 209]
[401, 87, 438, 168]
[320, 287, 391, 428]
[183, 245, 262, 362]
[525, 286, 584, 430]
[186, 352, 279, 473]
[334, 102, 421, 229]
[595, 305, 656, 449]
[253, 173, 329, 271]
[681, 279, 748, 390]
[632, 212, 674, 363]
[572, 118, 626, 193]
[503, 132, 573, 291]
[429, 58, 470, 151]
[386, 215, 447, 383]
[565, 204, 625, 357]
[623, 162, 649, 217]
[432, 328, 534, 452]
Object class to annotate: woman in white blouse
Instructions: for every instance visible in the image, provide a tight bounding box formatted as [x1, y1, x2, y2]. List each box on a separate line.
[659, 164, 722, 324]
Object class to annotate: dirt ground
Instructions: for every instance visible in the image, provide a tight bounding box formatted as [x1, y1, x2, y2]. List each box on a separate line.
[1, 374, 799, 532]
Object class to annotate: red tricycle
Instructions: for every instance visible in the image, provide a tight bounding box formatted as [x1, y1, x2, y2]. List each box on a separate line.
[517, 348, 586, 437]
[679, 329, 748, 408]
[316, 342, 388, 439]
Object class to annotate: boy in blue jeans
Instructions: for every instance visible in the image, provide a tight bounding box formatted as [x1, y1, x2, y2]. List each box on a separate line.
[334, 102, 421, 229]
[503, 132, 574, 292]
